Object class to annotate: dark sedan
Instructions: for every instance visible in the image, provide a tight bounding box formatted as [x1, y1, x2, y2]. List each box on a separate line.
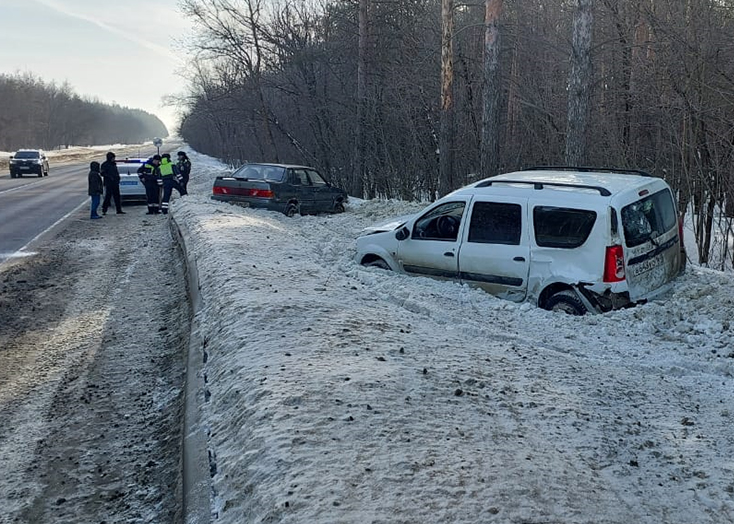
[212, 163, 348, 216]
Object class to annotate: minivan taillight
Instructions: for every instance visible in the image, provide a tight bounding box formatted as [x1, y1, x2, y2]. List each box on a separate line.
[603, 245, 625, 282]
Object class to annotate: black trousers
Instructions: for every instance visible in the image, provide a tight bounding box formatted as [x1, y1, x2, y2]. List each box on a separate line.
[144, 179, 161, 212]
[102, 184, 122, 213]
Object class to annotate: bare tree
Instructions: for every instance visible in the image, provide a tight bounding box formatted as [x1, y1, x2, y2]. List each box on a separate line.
[480, 0, 504, 178]
[565, 0, 593, 166]
[354, 0, 369, 199]
[439, 0, 455, 197]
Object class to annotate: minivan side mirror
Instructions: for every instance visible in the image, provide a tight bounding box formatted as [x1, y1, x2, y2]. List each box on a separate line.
[395, 227, 410, 241]
[9, 155, 13, 160]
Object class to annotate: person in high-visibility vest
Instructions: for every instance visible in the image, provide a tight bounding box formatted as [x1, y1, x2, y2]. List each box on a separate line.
[137, 155, 162, 214]
[159, 153, 186, 214]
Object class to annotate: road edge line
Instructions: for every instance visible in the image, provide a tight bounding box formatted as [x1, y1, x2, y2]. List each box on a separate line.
[169, 213, 212, 524]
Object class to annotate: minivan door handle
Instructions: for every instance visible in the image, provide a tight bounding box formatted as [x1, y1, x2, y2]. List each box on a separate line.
[513, 256, 526, 262]
[444, 252, 455, 257]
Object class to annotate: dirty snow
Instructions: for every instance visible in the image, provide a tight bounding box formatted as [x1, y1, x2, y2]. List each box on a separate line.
[167, 150, 734, 523]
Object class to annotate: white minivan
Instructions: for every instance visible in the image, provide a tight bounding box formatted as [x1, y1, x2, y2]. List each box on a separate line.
[356, 168, 686, 315]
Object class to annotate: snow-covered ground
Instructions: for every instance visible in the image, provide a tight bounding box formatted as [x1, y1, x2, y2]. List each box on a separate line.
[172, 151, 734, 523]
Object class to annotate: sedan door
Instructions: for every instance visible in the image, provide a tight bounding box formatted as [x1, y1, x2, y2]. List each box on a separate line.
[457, 198, 530, 302]
[306, 169, 339, 212]
[396, 200, 469, 280]
[289, 168, 317, 213]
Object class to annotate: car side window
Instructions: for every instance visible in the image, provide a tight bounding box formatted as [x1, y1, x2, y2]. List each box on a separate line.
[291, 169, 311, 186]
[306, 169, 327, 187]
[412, 201, 466, 241]
[533, 206, 597, 248]
[468, 202, 522, 245]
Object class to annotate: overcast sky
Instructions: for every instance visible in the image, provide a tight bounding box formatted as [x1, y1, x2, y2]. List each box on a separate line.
[0, 0, 192, 133]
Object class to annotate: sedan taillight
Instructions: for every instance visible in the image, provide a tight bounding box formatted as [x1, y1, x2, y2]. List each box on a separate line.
[212, 186, 273, 198]
[603, 245, 626, 282]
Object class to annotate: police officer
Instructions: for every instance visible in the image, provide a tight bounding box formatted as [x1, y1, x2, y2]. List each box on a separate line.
[100, 151, 125, 214]
[176, 151, 191, 194]
[137, 155, 162, 214]
[159, 153, 186, 214]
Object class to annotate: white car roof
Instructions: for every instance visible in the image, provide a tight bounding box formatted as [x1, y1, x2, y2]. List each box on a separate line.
[452, 169, 668, 200]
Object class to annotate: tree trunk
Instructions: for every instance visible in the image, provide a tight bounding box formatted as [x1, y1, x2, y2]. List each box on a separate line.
[565, 0, 593, 166]
[438, 0, 455, 197]
[480, 0, 503, 179]
[355, 0, 369, 199]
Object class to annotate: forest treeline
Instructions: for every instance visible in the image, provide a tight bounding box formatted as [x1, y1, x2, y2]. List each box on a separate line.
[0, 73, 168, 151]
[177, 0, 734, 268]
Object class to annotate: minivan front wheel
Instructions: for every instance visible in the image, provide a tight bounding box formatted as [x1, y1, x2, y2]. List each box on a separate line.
[545, 290, 587, 316]
[364, 258, 390, 270]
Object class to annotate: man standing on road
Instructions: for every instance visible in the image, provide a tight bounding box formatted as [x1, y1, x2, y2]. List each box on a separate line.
[88, 161, 104, 219]
[100, 152, 125, 215]
[176, 151, 191, 194]
[137, 155, 162, 214]
[159, 153, 186, 215]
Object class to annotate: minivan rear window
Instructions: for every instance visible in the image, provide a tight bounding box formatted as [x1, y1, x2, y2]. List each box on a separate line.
[533, 207, 597, 248]
[621, 188, 677, 248]
[468, 202, 522, 245]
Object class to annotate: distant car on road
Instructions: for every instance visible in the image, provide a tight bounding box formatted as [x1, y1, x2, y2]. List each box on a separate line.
[212, 163, 348, 216]
[115, 158, 147, 201]
[9, 149, 49, 178]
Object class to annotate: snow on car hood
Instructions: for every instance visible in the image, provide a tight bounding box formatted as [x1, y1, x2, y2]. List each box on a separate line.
[360, 213, 415, 234]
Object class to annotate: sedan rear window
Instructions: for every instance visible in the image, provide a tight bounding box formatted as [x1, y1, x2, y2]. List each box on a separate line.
[233, 164, 285, 182]
[533, 206, 597, 248]
[621, 189, 677, 248]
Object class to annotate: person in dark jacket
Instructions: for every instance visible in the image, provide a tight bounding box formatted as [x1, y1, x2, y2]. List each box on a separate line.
[88, 161, 104, 219]
[137, 155, 162, 214]
[100, 151, 125, 214]
[176, 151, 191, 193]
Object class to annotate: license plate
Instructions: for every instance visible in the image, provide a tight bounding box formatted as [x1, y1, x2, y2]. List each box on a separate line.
[20, 166, 29, 170]
[120, 181, 138, 185]
[629, 255, 662, 277]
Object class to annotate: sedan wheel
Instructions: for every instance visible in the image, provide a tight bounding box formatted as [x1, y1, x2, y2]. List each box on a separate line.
[284, 203, 299, 217]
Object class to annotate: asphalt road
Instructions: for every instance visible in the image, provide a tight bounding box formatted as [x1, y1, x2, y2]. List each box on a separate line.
[0, 164, 91, 265]
[0, 146, 166, 266]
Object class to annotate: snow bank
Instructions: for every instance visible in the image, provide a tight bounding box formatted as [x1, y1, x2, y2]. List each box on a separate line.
[172, 150, 734, 524]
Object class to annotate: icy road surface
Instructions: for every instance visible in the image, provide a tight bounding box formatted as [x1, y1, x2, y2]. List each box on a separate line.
[0, 208, 187, 524]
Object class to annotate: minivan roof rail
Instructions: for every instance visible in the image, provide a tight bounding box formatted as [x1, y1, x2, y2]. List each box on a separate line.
[476, 179, 612, 196]
[522, 166, 654, 177]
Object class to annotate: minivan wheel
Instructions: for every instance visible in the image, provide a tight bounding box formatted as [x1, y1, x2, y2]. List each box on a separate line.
[37, 171, 43, 178]
[545, 290, 587, 316]
[364, 258, 390, 270]
[334, 201, 345, 213]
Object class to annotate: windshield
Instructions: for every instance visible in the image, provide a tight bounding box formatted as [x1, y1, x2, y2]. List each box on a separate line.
[232, 164, 285, 182]
[14, 151, 40, 159]
[621, 188, 677, 248]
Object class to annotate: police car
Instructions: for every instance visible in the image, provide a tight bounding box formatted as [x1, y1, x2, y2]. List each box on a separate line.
[115, 158, 147, 201]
